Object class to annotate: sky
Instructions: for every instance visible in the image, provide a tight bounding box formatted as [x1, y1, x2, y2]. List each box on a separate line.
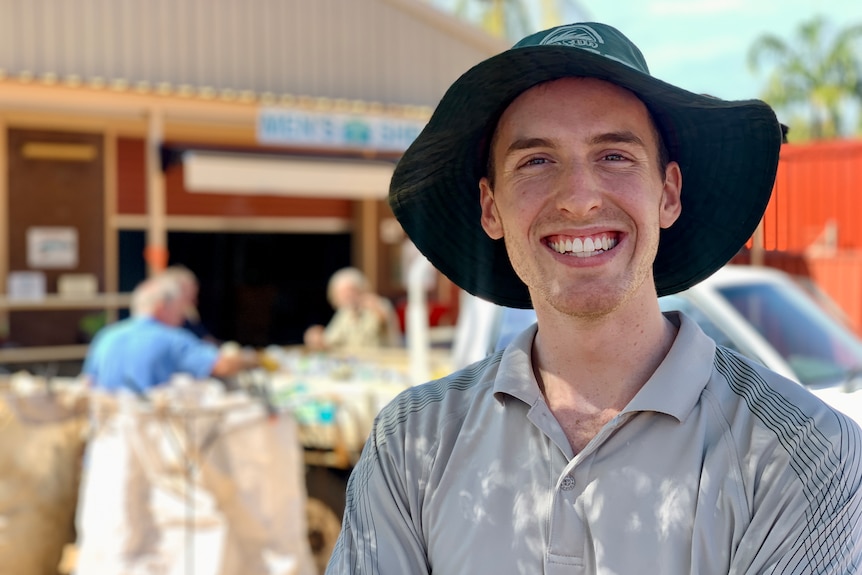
[432, 0, 862, 102]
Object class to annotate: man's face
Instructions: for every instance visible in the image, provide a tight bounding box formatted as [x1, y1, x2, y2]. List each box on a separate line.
[331, 280, 362, 311]
[154, 297, 187, 327]
[479, 77, 682, 320]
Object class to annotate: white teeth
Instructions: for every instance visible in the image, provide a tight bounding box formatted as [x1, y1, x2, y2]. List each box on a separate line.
[550, 235, 617, 257]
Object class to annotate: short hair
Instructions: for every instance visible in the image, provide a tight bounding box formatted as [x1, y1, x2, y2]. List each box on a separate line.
[161, 265, 198, 290]
[131, 274, 182, 317]
[327, 267, 368, 306]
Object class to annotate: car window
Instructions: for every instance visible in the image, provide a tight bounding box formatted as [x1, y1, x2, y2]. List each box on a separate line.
[717, 281, 862, 388]
[658, 295, 754, 359]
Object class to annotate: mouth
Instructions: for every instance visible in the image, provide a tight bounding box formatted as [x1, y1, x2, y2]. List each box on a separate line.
[546, 233, 619, 258]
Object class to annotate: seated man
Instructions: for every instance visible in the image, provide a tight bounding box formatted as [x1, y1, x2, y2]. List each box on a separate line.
[304, 267, 400, 351]
[83, 273, 254, 393]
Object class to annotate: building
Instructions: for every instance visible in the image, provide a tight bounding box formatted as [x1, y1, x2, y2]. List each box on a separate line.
[0, 0, 506, 364]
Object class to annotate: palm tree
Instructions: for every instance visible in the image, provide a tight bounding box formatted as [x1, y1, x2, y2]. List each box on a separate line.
[748, 16, 862, 140]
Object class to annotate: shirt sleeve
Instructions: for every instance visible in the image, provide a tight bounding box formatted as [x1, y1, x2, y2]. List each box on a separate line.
[82, 331, 104, 380]
[731, 409, 862, 574]
[326, 408, 429, 574]
[171, 330, 220, 379]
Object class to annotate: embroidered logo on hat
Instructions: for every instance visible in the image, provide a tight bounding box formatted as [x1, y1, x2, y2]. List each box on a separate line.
[539, 24, 604, 51]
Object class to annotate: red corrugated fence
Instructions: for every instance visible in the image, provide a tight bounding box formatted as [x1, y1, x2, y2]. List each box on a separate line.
[751, 139, 862, 335]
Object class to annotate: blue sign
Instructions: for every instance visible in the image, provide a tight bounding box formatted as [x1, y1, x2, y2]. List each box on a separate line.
[257, 108, 426, 152]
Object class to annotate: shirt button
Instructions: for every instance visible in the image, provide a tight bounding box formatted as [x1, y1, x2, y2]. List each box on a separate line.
[560, 475, 576, 491]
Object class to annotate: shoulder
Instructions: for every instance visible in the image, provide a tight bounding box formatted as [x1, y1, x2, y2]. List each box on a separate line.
[149, 319, 202, 341]
[372, 352, 502, 451]
[711, 345, 857, 430]
[88, 317, 135, 347]
[710, 345, 862, 476]
[709, 348, 862, 570]
[133, 319, 215, 355]
[374, 294, 395, 311]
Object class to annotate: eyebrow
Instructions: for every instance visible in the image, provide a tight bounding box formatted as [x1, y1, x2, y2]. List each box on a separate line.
[503, 131, 647, 157]
[503, 137, 553, 156]
[589, 130, 646, 148]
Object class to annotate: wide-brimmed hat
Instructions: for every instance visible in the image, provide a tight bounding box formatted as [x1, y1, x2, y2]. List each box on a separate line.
[389, 22, 783, 308]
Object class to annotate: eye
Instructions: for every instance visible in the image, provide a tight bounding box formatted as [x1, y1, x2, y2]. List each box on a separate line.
[521, 156, 550, 167]
[602, 153, 628, 161]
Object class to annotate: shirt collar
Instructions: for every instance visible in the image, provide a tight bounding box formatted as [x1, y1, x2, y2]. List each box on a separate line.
[492, 323, 543, 406]
[491, 311, 715, 422]
[623, 311, 716, 422]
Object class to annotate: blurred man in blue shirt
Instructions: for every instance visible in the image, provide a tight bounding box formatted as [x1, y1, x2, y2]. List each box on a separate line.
[83, 273, 251, 393]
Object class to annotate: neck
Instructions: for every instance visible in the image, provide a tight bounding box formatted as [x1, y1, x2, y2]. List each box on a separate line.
[531, 297, 677, 413]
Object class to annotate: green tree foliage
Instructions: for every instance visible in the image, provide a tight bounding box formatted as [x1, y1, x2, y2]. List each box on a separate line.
[748, 16, 862, 141]
[453, 0, 534, 40]
[449, 0, 587, 41]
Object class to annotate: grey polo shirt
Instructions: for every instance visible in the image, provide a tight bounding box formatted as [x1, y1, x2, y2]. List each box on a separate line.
[327, 312, 862, 574]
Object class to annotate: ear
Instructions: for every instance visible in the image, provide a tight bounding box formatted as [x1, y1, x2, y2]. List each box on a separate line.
[659, 161, 683, 229]
[479, 177, 504, 239]
[151, 301, 169, 324]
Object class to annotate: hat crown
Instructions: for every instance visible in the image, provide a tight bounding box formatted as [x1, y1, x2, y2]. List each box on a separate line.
[514, 22, 650, 75]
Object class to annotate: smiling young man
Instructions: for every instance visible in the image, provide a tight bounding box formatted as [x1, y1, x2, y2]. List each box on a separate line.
[478, 76, 683, 453]
[326, 22, 862, 575]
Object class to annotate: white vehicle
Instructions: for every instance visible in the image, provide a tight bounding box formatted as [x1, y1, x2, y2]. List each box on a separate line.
[661, 265, 862, 421]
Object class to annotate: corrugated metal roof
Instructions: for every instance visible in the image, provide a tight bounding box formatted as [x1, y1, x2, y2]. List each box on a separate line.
[0, 0, 507, 108]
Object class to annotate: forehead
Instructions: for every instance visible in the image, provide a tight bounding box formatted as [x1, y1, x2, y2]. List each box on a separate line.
[494, 77, 652, 139]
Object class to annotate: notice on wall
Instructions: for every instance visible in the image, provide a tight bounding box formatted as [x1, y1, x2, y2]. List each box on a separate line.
[7, 271, 46, 300]
[27, 227, 79, 269]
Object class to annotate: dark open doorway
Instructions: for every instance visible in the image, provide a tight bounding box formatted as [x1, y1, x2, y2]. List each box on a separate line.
[119, 231, 351, 346]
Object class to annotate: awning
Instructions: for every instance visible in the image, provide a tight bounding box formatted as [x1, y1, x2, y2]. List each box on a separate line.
[182, 150, 396, 199]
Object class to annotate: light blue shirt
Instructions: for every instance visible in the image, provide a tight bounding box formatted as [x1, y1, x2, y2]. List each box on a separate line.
[83, 316, 219, 393]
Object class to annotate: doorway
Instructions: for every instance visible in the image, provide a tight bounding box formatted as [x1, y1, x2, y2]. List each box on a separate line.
[119, 231, 352, 346]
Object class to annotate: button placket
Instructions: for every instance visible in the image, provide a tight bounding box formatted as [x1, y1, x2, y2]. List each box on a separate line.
[547, 461, 585, 570]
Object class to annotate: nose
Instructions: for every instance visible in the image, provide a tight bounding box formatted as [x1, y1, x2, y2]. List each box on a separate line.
[554, 163, 602, 217]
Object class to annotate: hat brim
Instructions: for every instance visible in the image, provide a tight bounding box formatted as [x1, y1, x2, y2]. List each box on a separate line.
[390, 45, 782, 308]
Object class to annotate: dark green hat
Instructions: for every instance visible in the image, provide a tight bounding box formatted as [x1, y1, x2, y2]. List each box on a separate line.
[389, 22, 783, 308]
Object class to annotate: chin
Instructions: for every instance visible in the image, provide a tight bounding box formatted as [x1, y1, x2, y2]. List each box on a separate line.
[545, 284, 631, 319]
